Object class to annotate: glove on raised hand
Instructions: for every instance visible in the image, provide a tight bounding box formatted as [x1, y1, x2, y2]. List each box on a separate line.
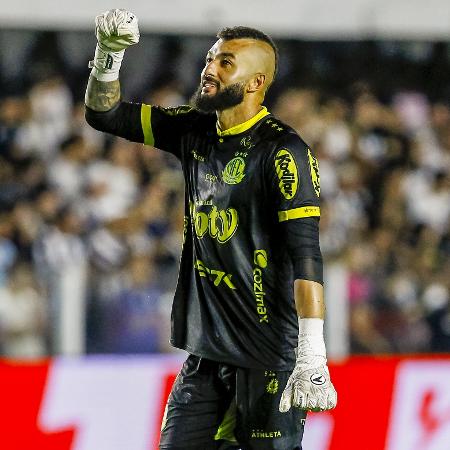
[279, 318, 337, 412]
[89, 9, 140, 81]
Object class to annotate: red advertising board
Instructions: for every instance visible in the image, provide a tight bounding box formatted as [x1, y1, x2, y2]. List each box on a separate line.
[0, 355, 449, 450]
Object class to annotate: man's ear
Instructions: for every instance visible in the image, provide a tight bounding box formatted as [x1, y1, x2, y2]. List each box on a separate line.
[247, 74, 266, 93]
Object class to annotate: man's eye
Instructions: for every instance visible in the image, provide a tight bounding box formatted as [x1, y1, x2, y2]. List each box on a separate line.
[222, 60, 232, 66]
[205, 57, 213, 64]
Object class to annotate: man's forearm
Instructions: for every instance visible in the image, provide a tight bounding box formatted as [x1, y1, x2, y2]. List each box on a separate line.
[294, 279, 325, 319]
[85, 75, 121, 112]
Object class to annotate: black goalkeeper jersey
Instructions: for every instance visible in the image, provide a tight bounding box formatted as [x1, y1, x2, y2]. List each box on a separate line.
[91, 103, 321, 370]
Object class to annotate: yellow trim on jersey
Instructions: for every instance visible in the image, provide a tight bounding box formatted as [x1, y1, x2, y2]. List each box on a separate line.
[216, 106, 270, 136]
[214, 401, 237, 443]
[278, 206, 320, 222]
[141, 104, 154, 146]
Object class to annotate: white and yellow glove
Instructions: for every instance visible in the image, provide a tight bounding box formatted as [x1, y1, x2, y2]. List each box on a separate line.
[89, 9, 140, 82]
[279, 318, 337, 412]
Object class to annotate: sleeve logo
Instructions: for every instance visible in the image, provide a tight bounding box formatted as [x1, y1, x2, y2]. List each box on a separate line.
[160, 105, 193, 116]
[222, 157, 246, 185]
[307, 149, 320, 197]
[274, 149, 298, 200]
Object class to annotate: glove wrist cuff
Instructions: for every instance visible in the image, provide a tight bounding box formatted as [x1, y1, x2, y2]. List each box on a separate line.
[297, 318, 326, 358]
[89, 44, 125, 82]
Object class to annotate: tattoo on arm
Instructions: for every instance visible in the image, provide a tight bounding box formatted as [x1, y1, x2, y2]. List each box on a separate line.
[85, 76, 121, 112]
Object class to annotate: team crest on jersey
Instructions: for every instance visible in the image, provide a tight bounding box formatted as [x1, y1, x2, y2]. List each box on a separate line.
[274, 149, 298, 200]
[222, 157, 246, 185]
[307, 148, 320, 197]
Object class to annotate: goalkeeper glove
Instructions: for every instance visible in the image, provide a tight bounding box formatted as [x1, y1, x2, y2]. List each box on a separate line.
[279, 318, 337, 412]
[89, 9, 140, 82]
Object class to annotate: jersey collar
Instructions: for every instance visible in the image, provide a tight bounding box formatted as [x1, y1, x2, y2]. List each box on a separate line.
[216, 106, 270, 137]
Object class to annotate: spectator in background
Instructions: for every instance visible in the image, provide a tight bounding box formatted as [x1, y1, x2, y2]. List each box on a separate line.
[33, 205, 88, 354]
[47, 135, 93, 202]
[0, 262, 47, 357]
[83, 139, 139, 222]
[100, 254, 169, 353]
[0, 212, 17, 286]
[424, 282, 450, 352]
[15, 76, 72, 161]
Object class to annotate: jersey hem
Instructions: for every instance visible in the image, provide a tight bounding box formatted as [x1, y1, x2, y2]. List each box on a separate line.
[170, 340, 295, 371]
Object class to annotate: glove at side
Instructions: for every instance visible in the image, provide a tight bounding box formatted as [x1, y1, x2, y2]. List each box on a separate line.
[279, 319, 337, 412]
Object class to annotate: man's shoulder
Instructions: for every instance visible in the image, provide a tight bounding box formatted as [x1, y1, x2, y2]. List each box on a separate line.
[256, 114, 309, 151]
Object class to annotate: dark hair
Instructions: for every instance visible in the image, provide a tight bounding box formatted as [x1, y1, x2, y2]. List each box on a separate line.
[217, 26, 279, 80]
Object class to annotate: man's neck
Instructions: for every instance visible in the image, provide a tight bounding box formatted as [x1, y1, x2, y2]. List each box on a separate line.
[216, 102, 263, 132]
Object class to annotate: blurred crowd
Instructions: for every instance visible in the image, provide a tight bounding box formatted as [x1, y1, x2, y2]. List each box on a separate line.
[0, 31, 449, 358]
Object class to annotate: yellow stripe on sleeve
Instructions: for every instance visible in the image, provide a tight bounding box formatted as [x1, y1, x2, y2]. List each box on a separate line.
[141, 104, 154, 146]
[278, 206, 320, 222]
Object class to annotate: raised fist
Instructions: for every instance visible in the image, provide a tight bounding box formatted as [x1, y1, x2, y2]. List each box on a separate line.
[95, 9, 140, 52]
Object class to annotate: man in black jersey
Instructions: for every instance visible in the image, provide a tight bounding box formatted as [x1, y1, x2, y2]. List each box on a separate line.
[85, 9, 337, 450]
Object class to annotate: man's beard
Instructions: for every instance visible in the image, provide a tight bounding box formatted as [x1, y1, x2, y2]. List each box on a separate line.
[191, 81, 245, 113]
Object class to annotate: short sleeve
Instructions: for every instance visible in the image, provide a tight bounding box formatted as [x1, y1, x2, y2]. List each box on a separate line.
[140, 104, 199, 158]
[266, 133, 321, 223]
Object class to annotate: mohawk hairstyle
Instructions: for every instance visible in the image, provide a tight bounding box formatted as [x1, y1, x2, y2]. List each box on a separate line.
[217, 26, 279, 80]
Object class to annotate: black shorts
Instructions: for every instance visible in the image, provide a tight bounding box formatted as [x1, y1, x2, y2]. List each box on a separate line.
[159, 354, 306, 450]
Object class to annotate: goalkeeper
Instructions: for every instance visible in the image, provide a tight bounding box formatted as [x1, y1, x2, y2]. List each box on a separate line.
[85, 9, 337, 450]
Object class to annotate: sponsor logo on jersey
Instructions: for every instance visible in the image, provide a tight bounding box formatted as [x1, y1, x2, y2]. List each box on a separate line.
[254, 249, 268, 268]
[253, 249, 269, 323]
[194, 259, 236, 289]
[307, 148, 320, 197]
[274, 149, 298, 200]
[191, 149, 205, 162]
[222, 157, 246, 185]
[190, 203, 238, 244]
[240, 136, 255, 150]
[205, 173, 218, 183]
[183, 216, 189, 244]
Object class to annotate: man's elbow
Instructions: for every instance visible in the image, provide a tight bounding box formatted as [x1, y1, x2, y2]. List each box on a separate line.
[85, 105, 114, 133]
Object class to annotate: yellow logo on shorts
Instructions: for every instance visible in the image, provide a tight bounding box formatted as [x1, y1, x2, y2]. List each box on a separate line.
[266, 378, 279, 395]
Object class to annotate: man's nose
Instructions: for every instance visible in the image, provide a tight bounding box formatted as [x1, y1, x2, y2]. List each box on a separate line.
[203, 60, 218, 78]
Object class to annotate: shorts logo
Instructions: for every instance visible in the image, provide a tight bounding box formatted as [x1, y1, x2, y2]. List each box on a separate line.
[310, 373, 326, 385]
[266, 378, 279, 394]
[222, 157, 246, 185]
[307, 148, 320, 197]
[274, 149, 298, 199]
[251, 429, 282, 439]
[254, 249, 268, 268]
